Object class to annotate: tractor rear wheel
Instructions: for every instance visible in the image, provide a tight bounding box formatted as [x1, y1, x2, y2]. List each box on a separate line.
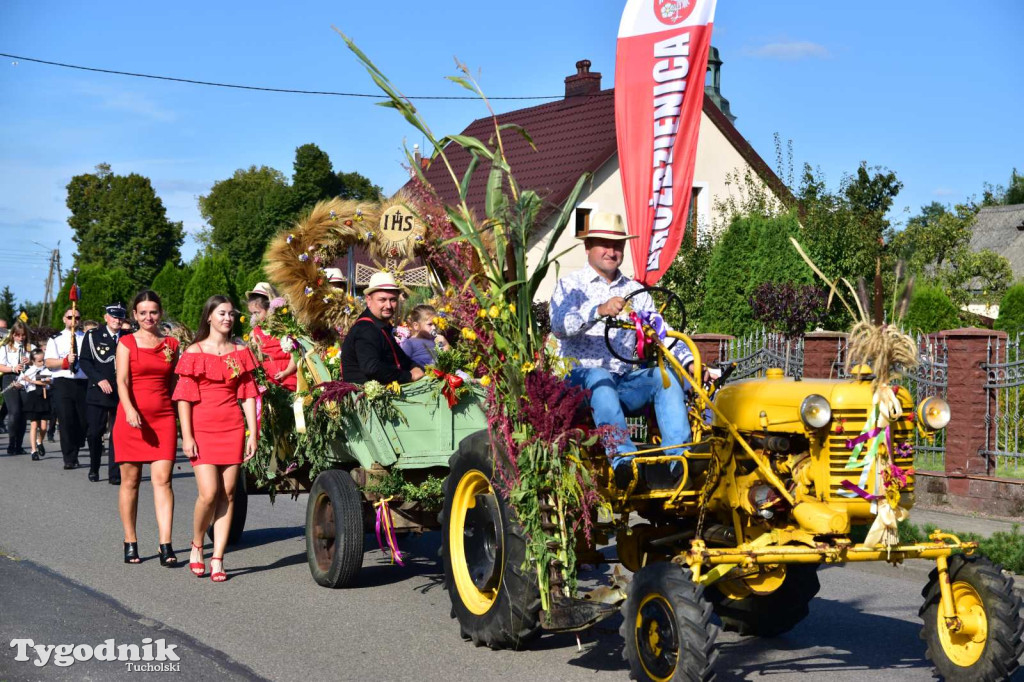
[441, 431, 541, 649]
[708, 564, 820, 637]
[920, 554, 1024, 681]
[621, 562, 719, 681]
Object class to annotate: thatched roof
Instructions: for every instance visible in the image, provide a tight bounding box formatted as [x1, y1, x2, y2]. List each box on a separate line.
[969, 204, 1024, 278]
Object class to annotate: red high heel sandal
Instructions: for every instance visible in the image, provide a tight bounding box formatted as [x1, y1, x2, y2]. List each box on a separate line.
[210, 557, 227, 583]
[189, 541, 205, 577]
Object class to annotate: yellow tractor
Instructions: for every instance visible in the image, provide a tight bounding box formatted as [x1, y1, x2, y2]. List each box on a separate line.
[440, 286, 1023, 681]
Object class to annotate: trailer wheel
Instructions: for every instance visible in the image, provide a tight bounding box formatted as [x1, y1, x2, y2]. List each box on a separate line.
[306, 469, 364, 588]
[707, 564, 820, 637]
[621, 562, 719, 681]
[207, 473, 247, 546]
[441, 431, 541, 649]
[920, 554, 1024, 681]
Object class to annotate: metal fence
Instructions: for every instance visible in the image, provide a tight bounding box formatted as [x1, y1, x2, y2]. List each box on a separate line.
[720, 329, 804, 381]
[899, 336, 949, 472]
[982, 334, 1024, 477]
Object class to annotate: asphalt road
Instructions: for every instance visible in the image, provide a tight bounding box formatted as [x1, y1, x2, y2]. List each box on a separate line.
[1, 437, 1021, 681]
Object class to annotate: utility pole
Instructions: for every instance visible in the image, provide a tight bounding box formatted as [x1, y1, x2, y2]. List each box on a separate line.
[39, 244, 62, 327]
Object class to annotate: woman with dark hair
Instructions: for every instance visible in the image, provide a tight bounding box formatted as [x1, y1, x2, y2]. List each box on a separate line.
[113, 290, 180, 565]
[0, 321, 35, 454]
[174, 295, 258, 582]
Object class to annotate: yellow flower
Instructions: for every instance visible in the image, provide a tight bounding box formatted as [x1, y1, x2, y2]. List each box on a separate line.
[281, 307, 288, 314]
[443, 304, 453, 314]
[444, 287, 455, 298]
[477, 308, 488, 319]
[387, 381, 401, 394]
[461, 327, 477, 341]
[488, 305, 500, 318]
[508, 304, 516, 314]
[240, 315, 247, 323]
[326, 345, 340, 358]
[433, 315, 448, 331]
[479, 375, 492, 387]
[521, 361, 536, 373]
[243, 333, 250, 342]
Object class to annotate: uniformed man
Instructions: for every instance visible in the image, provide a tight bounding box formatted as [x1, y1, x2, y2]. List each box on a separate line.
[45, 307, 87, 469]
[79, 303, 125, 484]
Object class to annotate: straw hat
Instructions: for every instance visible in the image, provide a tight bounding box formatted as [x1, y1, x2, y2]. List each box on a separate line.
[245, 282, 277, 299]
[323, 267, 345, 283]
[364, 271, 402, 295]
[576, 212, 636, 241]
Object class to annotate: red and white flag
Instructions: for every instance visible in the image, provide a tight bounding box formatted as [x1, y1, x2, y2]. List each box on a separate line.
[615, 0, 717, 284]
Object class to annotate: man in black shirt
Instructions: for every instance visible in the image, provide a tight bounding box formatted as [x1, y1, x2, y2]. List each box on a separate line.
[342, 272, 425, 384]
[79, 303, 125, 484]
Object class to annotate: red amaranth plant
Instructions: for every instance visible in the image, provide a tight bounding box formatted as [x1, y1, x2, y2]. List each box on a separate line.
[520, 370, 589, 446]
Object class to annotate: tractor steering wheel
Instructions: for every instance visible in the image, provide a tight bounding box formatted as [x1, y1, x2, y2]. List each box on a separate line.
[602, 286, 686, 365]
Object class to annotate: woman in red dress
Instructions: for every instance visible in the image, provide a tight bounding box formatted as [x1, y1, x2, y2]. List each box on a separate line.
[174, 295, 259, 582]
[113, 290, 180, 566]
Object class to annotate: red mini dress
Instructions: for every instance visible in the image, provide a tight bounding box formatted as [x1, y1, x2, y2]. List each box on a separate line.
[252, 325, 298, 391]
[113, 335, 180, 463]
[172, 347, 259, 466]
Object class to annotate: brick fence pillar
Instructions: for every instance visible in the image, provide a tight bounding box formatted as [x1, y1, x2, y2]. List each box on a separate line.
[802, 331, 848, 379]
[689, 333, 733, 368]
[937, 328, 1005, 494]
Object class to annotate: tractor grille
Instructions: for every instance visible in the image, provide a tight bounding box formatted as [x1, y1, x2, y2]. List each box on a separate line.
[826, 408, 915, 498]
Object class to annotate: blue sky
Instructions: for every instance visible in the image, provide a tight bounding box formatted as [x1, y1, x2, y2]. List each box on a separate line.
[2, 0, 1022, 304]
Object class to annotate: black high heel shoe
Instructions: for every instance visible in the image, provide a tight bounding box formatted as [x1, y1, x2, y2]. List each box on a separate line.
[158, 543, 178, 567]
[124, 542, 141, 564]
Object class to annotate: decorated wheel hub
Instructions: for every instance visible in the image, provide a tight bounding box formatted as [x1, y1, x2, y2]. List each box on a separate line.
[635, 594, 679, 681]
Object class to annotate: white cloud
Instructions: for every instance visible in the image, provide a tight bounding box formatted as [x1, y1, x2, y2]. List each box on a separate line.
[742, 41, 831, 61]
[73, 82, 177, 123]
[932, 187, 956, 197]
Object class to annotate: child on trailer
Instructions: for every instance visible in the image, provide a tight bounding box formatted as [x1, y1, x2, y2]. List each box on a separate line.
[18, 349, 51, 460]
[399, 305, 450, 368]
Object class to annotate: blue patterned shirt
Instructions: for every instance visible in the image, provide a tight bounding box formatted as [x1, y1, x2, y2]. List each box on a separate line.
[550, 264, 692, 375]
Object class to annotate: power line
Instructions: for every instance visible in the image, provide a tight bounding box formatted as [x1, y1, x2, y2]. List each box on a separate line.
[1, 52, 606, 101]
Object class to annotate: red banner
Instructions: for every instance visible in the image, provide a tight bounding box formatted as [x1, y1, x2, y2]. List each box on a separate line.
[615, 0, 716, 284]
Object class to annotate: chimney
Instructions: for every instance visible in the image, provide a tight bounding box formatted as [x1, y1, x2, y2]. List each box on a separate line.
[565, 60, 602, 100]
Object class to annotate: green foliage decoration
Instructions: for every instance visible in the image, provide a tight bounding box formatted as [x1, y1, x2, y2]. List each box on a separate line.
[360, 469, 446, 512]
[902, 284, 959, 334]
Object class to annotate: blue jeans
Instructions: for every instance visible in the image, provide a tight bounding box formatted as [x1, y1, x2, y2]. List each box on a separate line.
[568, 366, 690, 468]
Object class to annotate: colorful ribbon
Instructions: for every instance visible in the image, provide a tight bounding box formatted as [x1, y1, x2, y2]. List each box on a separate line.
[431, 369, 464, 408]
[374, 496, 404, 566]
[839, 479, 882, 501]
[628, 310, 667, 358]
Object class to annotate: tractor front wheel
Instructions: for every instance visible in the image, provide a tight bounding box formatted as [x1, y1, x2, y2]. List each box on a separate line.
[920, 554, 1024, 681]
[708, 564, 820, 637]
[441, 431, 541, 649]
[621, 562, 719, 681]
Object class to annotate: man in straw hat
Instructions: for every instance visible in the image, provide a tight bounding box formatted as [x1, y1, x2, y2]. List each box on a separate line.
[341, 272, 425, 385]
[550, 212, 697, 488]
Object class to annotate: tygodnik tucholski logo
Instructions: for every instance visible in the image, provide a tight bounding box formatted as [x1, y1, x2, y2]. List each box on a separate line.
[10, 637, 181, 670]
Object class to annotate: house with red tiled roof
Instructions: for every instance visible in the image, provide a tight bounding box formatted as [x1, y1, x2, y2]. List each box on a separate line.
[407, 53, 793, 299]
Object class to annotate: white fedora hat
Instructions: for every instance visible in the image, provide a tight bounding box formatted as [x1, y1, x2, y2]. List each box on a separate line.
[323, 267, 345, 283]
[364, 271, 402, 295]
[245, 282, 277, 299]
[577, 212, 637, 241]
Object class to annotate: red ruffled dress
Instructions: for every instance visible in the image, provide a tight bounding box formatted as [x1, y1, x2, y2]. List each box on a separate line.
[252, 325, 298, 391]
[172, 348, 259, 466]
[114, 335, 180, 463]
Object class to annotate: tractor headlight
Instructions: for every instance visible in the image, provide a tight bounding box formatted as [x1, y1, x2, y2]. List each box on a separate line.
[917, 396, 951, 430]
[800, 394, 832, 430]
